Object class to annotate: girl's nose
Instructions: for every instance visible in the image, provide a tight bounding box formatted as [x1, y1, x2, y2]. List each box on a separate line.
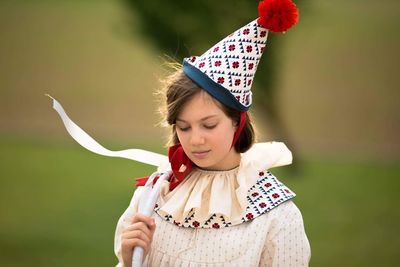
[190, 129, 205, 146]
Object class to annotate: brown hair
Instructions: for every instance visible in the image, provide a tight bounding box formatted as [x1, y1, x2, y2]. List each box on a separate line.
[157, 66, 255, 153]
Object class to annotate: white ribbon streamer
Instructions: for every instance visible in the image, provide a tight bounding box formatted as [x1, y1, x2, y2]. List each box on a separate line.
[46, 94, 169, 167]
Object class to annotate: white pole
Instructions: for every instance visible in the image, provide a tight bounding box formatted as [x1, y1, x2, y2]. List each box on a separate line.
[132, 170, 172, 267]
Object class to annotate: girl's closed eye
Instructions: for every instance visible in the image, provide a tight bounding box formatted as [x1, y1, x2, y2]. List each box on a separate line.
[177, 125, 190, 132]
[204, 124, 217, 129]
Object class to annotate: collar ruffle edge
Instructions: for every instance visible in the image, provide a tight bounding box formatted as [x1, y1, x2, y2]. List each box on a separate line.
[154, 141, 296, 228]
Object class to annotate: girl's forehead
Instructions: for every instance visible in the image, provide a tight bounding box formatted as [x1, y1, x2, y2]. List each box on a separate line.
[187, 91, 220, 108]
[178, 92, 224, 121]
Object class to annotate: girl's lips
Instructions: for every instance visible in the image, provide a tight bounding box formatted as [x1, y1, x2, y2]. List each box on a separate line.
[192, 150, 210, 159]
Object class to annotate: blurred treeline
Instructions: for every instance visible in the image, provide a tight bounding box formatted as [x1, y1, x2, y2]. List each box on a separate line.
[0, 0, 399, 267]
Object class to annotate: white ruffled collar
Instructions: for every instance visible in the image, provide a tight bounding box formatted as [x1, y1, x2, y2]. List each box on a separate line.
[155, 141, 294, 228]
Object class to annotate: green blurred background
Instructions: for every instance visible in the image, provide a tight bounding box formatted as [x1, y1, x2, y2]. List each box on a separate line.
[0, 0, 399, 266]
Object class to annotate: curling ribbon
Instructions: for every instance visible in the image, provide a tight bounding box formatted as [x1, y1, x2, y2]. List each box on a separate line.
[46, 94, 169, 167]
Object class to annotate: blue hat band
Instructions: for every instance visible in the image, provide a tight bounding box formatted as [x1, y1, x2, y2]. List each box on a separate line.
[183, 60, 249, 112]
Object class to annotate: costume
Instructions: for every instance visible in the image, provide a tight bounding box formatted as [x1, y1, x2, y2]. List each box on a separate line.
[114, 142, 310, 266]
[48, 1, 310, 266]
[114, 1, 310, 265]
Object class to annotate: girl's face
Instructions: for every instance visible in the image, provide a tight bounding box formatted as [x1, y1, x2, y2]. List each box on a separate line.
[175, 91, 241, 170]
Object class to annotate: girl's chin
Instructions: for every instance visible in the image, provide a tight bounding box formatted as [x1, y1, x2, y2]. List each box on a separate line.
[192, 160, 210, 168]
[191, 159, 214, 170]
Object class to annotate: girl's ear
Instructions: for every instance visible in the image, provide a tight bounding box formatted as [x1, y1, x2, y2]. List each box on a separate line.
[232, 119, 239, 129]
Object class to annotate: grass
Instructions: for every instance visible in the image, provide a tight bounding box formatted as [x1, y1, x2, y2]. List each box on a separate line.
[1, 137, 399, 267]
[275, 159, 400, 267]
[0, 137, 156, 267]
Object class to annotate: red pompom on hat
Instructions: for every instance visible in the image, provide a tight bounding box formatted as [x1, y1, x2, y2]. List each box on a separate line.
[257, 0, 299, 33]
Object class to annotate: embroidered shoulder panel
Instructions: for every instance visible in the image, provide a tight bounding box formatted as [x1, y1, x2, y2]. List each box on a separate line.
[154, 170, 296, 229]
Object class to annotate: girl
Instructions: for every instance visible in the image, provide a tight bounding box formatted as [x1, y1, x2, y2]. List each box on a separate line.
[115, 0, 310, 266]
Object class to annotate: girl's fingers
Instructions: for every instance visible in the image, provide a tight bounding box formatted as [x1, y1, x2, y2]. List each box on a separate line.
[131, 213, 156, 228]
[124, 222, 152, 238]
[121, 238, 149, 258]
[120, 213, 157, 264]
[129, 213, 157, 239]
[122, 229, 151, 244]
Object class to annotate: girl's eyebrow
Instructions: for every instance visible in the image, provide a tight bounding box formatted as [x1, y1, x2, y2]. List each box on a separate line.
[176, 115, 218, 123]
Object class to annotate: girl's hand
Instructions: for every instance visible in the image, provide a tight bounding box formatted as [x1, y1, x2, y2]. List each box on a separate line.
[121, 213, 156, 267]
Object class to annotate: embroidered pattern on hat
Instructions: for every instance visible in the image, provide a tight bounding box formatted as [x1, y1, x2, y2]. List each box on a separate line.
[155, 170, 295, 229]
[183, 19, 268, 109]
